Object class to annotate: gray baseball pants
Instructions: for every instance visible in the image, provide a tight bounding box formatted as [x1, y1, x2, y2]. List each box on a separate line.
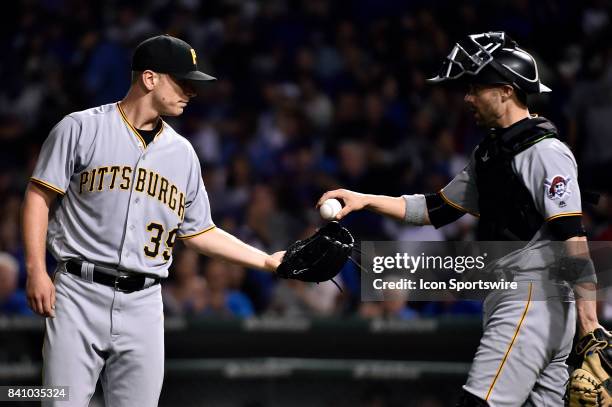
[42, 265, 164, 407]
[463, 283, 576, 406]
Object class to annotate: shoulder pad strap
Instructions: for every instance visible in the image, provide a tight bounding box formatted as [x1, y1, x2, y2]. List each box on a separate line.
[501, 117, 558, 155]
[535, 119, 557, 133]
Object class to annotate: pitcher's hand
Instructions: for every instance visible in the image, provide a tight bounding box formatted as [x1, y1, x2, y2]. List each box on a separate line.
[26, 271, 55, 317]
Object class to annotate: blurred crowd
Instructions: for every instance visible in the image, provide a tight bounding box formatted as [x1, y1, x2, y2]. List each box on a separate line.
[2, 0, 612, 320]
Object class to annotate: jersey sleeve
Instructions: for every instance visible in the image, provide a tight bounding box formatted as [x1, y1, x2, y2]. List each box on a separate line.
[30, 115, 81, 194]
[513, 139, 582, 222]
[438, 156, 480, 216]
[177, 148, 215, 239]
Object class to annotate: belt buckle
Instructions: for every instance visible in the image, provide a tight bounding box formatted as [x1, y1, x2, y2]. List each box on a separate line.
[114, 274, 133, 293]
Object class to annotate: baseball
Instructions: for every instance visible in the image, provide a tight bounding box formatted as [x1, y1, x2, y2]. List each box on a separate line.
[320, 198, 342, 220]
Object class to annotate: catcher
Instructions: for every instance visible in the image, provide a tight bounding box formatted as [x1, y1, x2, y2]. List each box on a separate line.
[318, 31, 607, 406]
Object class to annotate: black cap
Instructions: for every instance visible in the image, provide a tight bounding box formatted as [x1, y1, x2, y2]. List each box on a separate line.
[132, 34, 216, 85]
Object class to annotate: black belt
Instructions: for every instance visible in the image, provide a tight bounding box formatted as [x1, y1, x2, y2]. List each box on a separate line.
[65, 260, 160, 293]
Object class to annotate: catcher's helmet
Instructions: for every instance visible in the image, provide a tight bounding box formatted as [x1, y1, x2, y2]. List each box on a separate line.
[428, 31, 551, 94]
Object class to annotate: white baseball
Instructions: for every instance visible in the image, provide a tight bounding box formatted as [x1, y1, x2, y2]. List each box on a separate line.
[320, 198, 343, 220]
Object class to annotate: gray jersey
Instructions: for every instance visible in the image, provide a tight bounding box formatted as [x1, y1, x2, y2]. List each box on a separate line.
[439, 137, 582, 283]
[31, 102, 214, 278]
[441, 137, 582, 223]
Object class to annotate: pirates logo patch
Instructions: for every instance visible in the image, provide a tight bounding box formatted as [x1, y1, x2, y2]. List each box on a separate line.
[544, 175, 571, 201]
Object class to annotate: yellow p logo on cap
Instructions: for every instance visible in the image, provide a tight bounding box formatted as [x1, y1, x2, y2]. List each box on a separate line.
[190, 49, 197, 65]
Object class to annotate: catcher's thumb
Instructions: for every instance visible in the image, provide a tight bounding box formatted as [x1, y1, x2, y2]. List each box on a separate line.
[335, 206, 352, 220]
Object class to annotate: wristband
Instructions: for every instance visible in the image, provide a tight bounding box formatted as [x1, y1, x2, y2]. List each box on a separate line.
[402, 194, 427, 225]
[553, 256, 597, 284]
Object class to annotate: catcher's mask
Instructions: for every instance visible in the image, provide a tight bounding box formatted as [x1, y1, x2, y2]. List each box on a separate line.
[427, 31, 551, 95]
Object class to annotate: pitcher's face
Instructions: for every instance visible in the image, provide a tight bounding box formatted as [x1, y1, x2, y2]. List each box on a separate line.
[151, 73, 196, 116]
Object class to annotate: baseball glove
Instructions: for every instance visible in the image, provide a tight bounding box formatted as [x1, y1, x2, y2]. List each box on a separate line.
[566, 328, 612, 406]
[275, 221, 354, 285]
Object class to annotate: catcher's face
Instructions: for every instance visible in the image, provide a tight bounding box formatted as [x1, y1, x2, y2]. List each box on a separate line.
[464, 84, 506, 127]
[151, 72, 196, 116]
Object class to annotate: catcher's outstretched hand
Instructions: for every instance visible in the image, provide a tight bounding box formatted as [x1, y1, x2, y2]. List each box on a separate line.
[317, 189, 368, 220]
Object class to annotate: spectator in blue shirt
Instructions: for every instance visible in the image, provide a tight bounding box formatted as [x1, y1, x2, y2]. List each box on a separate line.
[203, 259, 255, 318]
[0, 252, 32, 316]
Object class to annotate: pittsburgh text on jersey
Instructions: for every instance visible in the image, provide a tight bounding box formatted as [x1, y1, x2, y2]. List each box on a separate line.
[78, 165, 186, 220]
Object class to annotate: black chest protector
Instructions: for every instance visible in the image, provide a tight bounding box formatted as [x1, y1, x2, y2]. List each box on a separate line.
[474, 117, 558, 241]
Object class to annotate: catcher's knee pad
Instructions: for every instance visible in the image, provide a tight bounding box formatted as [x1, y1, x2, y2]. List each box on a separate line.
[456, 390, 489, 407]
